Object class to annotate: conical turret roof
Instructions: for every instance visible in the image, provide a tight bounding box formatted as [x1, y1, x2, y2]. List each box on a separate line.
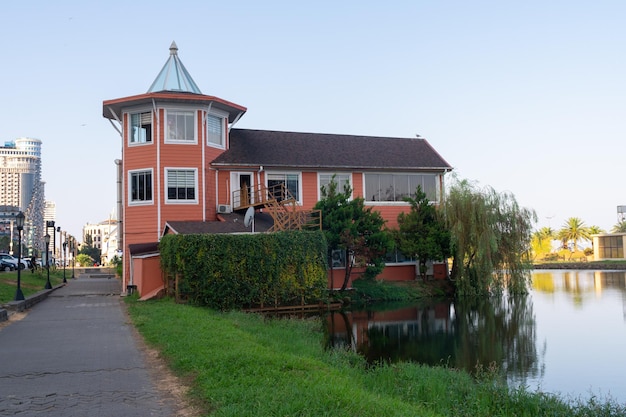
[147, 41, 202, 94]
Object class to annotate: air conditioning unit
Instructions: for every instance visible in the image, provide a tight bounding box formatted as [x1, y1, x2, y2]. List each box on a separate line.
[217, 204, 232, 214]
[331, 249, 345, 268]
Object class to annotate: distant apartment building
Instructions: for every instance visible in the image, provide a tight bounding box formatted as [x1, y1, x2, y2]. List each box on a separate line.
[0, 138, 45, 255]
[83, 219, 119, 264]
[44, 200, 56, 224]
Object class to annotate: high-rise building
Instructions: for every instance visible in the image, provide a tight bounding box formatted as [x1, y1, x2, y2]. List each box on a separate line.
[0, 138, 45, 255]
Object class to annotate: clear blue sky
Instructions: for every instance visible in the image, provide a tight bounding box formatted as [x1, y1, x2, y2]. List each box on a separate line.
[2, 1, 625, 240]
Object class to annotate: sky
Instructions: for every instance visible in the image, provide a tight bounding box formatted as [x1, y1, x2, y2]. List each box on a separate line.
[2, 1, 625, 240]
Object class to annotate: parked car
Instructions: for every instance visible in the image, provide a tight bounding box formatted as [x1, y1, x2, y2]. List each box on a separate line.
[0, 253, 29, 270]
[0, 259, 15, 272]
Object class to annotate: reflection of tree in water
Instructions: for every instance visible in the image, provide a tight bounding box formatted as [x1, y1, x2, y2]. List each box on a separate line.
[453, 295, 544, 386]
[351, 296, 543, 387]
[325, 311, 356, 352]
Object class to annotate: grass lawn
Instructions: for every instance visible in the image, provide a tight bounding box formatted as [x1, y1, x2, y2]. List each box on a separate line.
[127, 297, 626, 417]
[0, 269, 67, 303]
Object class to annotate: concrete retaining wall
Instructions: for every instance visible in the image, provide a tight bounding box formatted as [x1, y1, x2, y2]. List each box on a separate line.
[0, 284, 64, 322]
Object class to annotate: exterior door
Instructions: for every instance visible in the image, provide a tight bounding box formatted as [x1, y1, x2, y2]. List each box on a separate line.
[231, 172, 253, 209]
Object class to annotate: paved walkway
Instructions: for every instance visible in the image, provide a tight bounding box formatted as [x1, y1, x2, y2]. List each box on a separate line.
[0, 277, 176, 416]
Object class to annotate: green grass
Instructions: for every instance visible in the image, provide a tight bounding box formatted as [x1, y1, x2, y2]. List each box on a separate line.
[0, 269, 67, 303]
[126, 298, 626, 417]
[349, 278, 452, 304]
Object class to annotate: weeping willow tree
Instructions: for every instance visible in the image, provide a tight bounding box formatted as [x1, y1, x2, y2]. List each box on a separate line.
[445, 177, 537, 296]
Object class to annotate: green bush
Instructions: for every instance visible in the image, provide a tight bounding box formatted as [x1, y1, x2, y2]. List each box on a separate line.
[159, 231, 328, 310]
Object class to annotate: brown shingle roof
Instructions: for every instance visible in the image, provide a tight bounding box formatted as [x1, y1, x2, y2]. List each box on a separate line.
[128, 242, 159, 256]
[212, 129, 452, 171]
[164, 212, 274, 235]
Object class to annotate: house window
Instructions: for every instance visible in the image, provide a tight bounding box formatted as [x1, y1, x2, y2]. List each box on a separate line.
[384, 249, 414, 264]
[319, 173, 351, 196]
[166, 110, 195, 142]
[267, 173, 300, 202]
[598, 236, 624, 259]
[207, 114, 224, 147]
[166, 169, 197, 203]
[129, 169, 153, 204]
[365, 173, 437, 202]
[130, 112, 152, 144]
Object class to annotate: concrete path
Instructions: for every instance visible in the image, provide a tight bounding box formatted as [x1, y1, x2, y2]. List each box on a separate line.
[0, 277, 177, 416]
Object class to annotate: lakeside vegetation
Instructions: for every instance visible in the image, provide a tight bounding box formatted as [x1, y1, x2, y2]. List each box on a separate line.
[126, 297, 626, 417]
[0, 269, 66, 304]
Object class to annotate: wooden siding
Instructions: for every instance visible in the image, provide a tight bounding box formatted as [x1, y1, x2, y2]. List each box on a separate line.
[370, 205, 410, 229]
[132, 255, 163, 296]
[216, 170, 231, 207]
[352, 172, 364, 198]
[157, 107, 205, 223]
[121, 107, 231, 289]
[205, 168, 217, 220]
[301, 172, 318, 209]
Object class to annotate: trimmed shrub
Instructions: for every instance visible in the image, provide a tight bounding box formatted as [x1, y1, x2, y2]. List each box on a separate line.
[159, 231, 327, 310]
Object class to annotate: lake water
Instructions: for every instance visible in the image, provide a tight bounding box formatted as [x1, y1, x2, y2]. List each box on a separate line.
[324, 270, 626, 404]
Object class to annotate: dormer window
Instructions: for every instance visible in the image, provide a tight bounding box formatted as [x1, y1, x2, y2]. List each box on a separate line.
[130, 112, 152, 144]
[207, 113, 225, 147]
[166, 110, 196, 143]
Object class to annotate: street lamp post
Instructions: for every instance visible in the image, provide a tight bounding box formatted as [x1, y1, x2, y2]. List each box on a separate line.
[56, 226, 61, 266]
[44, 233, 51, 289]
[13, 212, 25, 301]
[62, 241, 67, 283]
[70, 238, 76, 279]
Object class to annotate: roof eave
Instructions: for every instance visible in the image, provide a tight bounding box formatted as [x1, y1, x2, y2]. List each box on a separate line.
[211, 162, 452, 171]
[102, 92, 247, 122]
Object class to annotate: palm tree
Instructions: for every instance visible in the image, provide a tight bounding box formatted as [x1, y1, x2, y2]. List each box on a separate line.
[536, 227, 554, 249]
[588, 225, 605, 235]
[558, 217, 590, 251]
[612, 221, 626, 233]
[531, 227, 555, 258]
[586, 225, 605, 253]
[538, 226, 555, 240]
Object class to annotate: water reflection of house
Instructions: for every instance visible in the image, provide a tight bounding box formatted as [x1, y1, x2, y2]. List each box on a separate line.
[326, 303, 453, 350]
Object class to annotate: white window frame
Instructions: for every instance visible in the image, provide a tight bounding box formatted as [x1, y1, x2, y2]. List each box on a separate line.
[363, 173, 439, 204]
[164, 109, 197, 144]
[128, 110, 153, 146]
[266, 171, 302, 204]
[318, 173, 352, 200]
[128, 168, 154, 206]
[206, 110, 227, 149]
[165, 167, 198, 204]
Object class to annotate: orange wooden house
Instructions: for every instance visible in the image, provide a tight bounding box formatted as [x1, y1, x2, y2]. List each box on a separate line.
[102, 42, 452, 297]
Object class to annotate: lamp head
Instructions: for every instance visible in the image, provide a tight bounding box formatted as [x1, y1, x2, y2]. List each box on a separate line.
[16, 211, 24, 231]
[44, 233, 50, 245]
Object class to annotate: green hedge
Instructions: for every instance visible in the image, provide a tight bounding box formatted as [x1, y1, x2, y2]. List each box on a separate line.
[159, 231, 328, 310]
